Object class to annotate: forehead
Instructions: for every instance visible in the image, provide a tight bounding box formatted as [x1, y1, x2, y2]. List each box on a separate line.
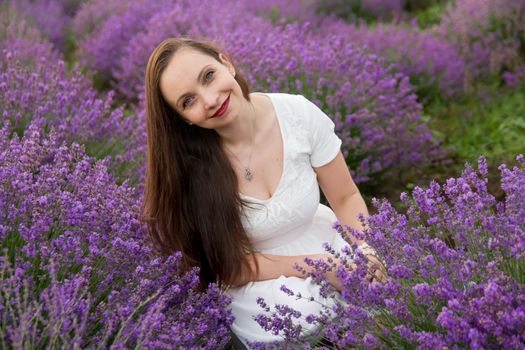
[160, 48, 218, 106]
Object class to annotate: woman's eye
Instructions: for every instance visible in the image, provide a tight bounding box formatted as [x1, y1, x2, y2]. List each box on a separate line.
[180, 71, 214, 109]
[182, 96, 193, 109]
[205, 70, 214, 81]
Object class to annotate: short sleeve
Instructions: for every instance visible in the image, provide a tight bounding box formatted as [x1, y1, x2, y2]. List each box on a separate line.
[299, 95, 342, 167]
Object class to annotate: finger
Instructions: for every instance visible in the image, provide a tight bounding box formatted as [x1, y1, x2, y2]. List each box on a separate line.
[366, 265, 377, 277]
[368, 268, 387, 283]
[366, 269, 378, 282]
[370, 260, 387, 276]
[366, 255, 387, 272]
[375, 270, 387, 283]
[367, 263, 381, 276]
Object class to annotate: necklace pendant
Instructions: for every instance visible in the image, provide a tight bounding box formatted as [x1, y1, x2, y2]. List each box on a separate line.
[244, 167, 253, 181]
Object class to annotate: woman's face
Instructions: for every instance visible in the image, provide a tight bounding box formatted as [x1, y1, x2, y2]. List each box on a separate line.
[159, 47, 244, 129]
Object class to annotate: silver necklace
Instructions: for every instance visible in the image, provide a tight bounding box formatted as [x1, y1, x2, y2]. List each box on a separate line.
[224, 104, 257, 182]
[227, 149, 254, 181]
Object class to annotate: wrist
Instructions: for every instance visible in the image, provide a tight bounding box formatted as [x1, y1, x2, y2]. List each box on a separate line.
[356, 242, 377, 256]
[356, 243, 388, 269]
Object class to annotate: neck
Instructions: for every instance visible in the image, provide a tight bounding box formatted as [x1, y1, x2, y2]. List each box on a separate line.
[215, 96, 258, 150]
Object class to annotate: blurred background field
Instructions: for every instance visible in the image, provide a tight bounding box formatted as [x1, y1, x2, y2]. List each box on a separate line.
[4, 0, 524, 198]
[1, 0, 524, 348]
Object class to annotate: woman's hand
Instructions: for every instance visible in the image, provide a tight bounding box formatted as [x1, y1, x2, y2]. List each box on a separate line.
[325, 269, 344, 292]
[242, 252, 386, 291]
[317, 254, 349, 292]
[321, 252, 388, 291]
[364, 253, 388, 284]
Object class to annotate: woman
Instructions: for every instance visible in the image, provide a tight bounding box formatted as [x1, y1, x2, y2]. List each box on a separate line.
[142, 38, 386, 346]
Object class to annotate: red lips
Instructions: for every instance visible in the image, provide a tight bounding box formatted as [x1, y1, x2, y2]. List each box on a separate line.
[211, 94, 230, 118]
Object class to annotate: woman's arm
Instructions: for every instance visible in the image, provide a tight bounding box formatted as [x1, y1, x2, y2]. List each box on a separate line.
[243, 253, 326, 281]
[314, 151, 387, 283]
[236, 252, 344, 290]
[314, 151, 369, 244]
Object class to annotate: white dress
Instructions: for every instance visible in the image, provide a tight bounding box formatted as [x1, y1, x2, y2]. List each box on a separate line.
[227, 93, 351, 346]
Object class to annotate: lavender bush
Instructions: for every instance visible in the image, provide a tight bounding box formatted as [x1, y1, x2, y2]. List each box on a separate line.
[310, 18, 466, 99]
[3, 1, 522, 348]
[0, 8, 60, 64]
[254, 155, 525, 348]
[74, 0, 442, 187]
[436, 0, 525, 87]
[238, 0, 318, 23]
[0, 27, 146, 183]
[316, 0, 405, 22]
[2, 0, 84, 51]
[220, 23, 444, 185]
[73, 0, 175, 80]
[71, 0, 127, 42]
[0, 122, 233, 348]
[1, 46, 125, 146]
[314, 0, 450, 23]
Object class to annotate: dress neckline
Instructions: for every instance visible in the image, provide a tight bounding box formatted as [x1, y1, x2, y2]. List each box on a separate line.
[239, 93, 286, 202]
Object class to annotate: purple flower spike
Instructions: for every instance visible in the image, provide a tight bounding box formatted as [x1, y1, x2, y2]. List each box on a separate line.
[254, 155, 525, 348]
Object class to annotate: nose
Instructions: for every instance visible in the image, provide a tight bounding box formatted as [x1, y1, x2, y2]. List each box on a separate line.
[202, 89, 219, 110]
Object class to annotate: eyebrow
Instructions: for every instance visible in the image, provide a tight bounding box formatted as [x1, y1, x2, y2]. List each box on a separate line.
[175, 64, 213, 107]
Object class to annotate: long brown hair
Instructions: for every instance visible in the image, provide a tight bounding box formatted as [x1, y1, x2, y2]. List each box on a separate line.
[141, 38, 257, 289]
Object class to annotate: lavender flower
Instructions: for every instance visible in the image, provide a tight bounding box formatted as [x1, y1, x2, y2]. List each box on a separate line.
[73, 0, 175, 78]
[0, 26, 143, 183]
[316, 0, 405, 22]
[3, 0, 85, 51]
[76, 0, 442, 187]
[310, 18, 466, 99]
[254, 155, 525, 348]
[435, 0, 525, 87]
[0, 8, 60, 64]
[0, 122, 233, 348]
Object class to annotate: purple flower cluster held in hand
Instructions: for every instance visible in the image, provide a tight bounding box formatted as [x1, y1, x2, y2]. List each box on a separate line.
[253, 156, 525, 348]
[0, 122, 233, 348]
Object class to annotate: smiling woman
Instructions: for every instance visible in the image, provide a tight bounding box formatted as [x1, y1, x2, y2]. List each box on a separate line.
[158, 48, 242, 126]
[141, 37, 386, 347]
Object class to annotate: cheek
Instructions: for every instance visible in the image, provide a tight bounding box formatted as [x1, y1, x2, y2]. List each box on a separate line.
[220, 78, 236, 91]
[220, 72, 238, 88]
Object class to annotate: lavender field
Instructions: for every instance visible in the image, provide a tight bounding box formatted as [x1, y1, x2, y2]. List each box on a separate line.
[1, 0, 524, 348]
